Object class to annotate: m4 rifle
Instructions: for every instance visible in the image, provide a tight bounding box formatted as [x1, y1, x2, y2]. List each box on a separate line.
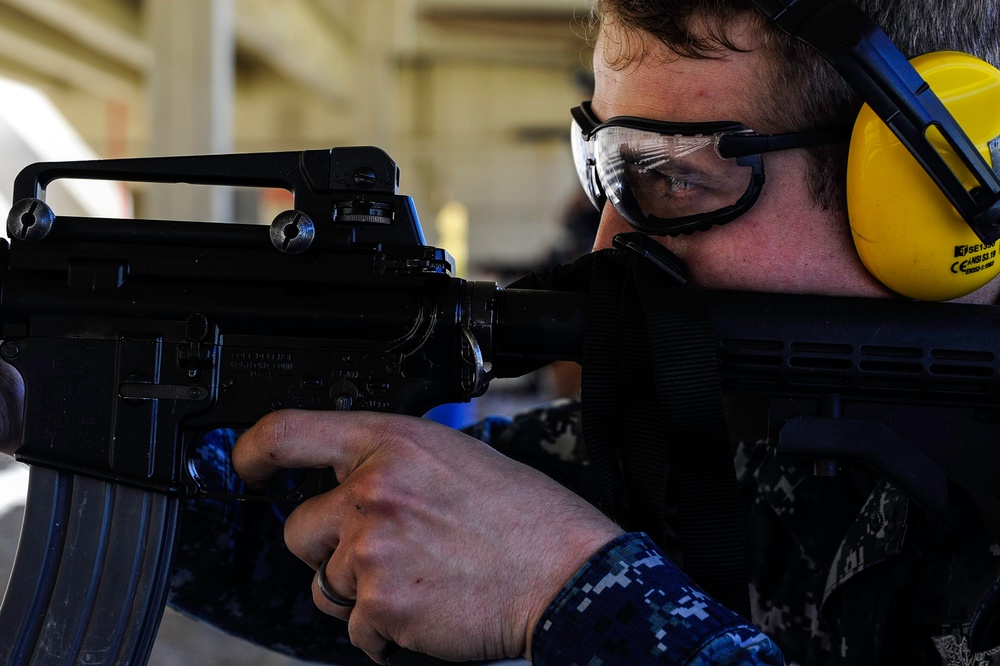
[0, 147, 582, 665]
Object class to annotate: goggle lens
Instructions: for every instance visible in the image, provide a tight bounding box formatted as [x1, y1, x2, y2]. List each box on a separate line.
[570, 102, 847, 236]
[571, 117, 602, 211]
[592, 127, 757, 227]
[572, 120, 764, 235]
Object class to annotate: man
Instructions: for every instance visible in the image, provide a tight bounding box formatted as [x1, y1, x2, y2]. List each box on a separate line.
[224, 0, 1000, 664]
[5, 1, 1000, 664]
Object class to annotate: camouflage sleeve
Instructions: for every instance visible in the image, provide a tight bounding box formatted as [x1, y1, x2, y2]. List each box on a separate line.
[464, 398, 602, 506]
[532, 533, 785, 666]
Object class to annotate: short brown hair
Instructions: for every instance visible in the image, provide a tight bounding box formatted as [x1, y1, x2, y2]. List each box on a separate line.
[594, 0, 1000, 216]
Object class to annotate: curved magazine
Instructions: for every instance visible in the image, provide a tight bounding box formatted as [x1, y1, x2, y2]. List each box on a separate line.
[0, 466, 179, 665]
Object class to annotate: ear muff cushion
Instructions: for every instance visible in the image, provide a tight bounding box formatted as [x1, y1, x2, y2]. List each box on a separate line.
[848, 51, 1000, 301]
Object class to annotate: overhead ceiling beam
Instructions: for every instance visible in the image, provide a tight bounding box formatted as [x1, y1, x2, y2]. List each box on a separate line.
[411, 13, 591, 69]
[234, 0, 351, 103]
[418, 0, 590, 13]
[0, 21, 137, 99]
[0, 0, 149, 72]
[405, 42, 588, 70]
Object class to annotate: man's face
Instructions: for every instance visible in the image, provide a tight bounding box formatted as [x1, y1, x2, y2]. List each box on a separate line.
[589, 18, 892, 297]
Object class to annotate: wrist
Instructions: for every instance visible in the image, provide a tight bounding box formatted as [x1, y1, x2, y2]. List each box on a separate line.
[521, 524, 625, 659]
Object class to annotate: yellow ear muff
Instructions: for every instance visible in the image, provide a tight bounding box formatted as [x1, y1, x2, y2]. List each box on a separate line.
[848, 51, 1000, 301]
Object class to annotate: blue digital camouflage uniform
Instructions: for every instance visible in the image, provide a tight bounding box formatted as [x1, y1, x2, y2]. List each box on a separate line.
[736, 436, 1000, 665]
[531, 532, 782, 665]
[168, 398, 1000, 665]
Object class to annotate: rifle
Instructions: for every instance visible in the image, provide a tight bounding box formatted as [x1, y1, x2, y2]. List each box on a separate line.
[0, 147, 584, 665]
[1, 147, 999, 664]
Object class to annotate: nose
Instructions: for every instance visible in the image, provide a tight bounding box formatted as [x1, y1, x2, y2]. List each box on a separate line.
[592, 204, 632, 251]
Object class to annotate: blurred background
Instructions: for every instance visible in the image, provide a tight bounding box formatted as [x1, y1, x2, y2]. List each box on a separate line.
[0, 1, 597, 664]
[0, 0, 598, 266]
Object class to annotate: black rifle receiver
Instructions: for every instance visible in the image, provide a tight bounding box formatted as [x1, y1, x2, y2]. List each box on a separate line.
[1, 147, 584, 496]
[0, 147, 585, 665]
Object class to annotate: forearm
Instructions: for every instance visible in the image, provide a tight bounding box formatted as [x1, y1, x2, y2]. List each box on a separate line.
[0, 359, 23, 456]
[531, 533, 784, 665]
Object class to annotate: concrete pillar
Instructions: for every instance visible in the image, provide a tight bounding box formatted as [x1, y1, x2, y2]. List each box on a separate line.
[146, 0, 234, 222]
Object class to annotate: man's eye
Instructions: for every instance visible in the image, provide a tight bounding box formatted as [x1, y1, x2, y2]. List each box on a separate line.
[626, 159, 701, 197]
[657, 172, 696, 193]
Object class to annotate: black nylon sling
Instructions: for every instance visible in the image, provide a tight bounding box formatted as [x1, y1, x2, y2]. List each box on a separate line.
[513, 233, 750, 618]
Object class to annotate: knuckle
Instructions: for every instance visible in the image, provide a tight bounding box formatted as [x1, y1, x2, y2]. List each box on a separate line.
[254, 410, 294, 457]
[349, 530, 388, 570]
[282, 507, 309, 554]
[352, 472, 394, 507]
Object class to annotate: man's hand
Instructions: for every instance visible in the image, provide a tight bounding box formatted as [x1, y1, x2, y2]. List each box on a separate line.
[232, 410, 623, 664]
[0, 359, 23, 456]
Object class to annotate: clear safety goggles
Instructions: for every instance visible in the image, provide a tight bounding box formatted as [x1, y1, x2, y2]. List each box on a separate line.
[571, 101, 849, 235]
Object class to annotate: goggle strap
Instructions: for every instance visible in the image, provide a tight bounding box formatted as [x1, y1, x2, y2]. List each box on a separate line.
[719, 126, 851, 158]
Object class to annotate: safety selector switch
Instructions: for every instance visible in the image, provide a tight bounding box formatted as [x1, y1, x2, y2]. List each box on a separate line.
[330, 378, 359, 411]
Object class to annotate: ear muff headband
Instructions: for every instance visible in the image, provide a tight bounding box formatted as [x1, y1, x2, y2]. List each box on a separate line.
[752, 0, 1000, 247]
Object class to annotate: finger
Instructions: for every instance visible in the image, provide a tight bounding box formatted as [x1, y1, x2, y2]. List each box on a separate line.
[313, 556, 355, 621]
[283, 490, 347, 567]
[232, 410, 343, 488]
[232, 409, 399, 487]
[347, 611, 395, 666]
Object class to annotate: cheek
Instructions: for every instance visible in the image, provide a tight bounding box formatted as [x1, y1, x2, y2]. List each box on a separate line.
[670, 156, 821, 288]
[669, 205, 887, 295]
[660, 192, 834, 291]
[593, 206, 635, 251]
[665, 220, 790, 289]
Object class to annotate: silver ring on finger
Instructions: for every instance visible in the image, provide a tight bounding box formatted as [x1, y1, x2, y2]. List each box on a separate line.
[316, 558, 356, 607]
